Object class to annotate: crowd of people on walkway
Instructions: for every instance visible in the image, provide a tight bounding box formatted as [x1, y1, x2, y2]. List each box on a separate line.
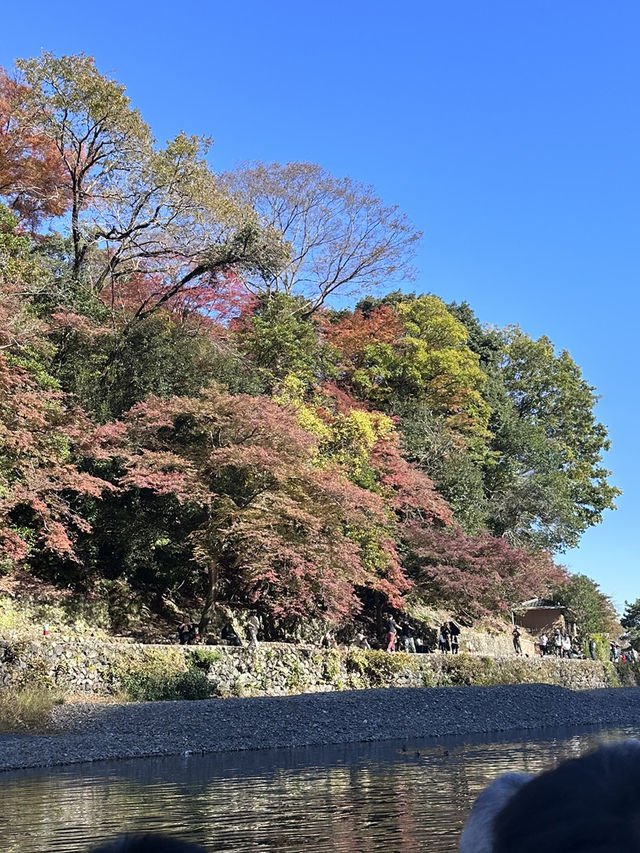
[535, 628, 583, 658]
[609, 641, 637, 663]
[177, 614, 638, 666]
[327, 618, 475, 655]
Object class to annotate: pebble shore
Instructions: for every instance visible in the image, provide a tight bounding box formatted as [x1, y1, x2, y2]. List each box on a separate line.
[2, 683, 640, 772]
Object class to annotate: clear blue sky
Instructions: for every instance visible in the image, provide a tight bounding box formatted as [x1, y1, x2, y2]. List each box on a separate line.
[2, 1, 638, 609]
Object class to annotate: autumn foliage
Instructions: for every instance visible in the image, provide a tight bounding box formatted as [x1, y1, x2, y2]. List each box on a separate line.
[404, 523, 567, 619]
[0, 353, 110, 562]
[101, 388, 411, 625]
[0, 70, 69, 225]
[0, 51, 619, 636]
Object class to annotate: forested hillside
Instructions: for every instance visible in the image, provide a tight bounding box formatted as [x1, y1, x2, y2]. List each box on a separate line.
[0, 52, 620, 637]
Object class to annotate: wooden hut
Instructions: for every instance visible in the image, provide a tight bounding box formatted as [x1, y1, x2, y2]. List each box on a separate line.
[513, 598, 576, 636]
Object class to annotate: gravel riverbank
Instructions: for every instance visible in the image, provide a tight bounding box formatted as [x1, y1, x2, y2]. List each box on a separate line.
[2, 683, 640, 772]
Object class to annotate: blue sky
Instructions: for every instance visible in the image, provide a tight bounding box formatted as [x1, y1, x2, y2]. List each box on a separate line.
[2, 1, 638, 609]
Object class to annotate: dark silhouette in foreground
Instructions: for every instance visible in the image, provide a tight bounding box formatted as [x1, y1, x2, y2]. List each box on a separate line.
[460, 740, 640, 853]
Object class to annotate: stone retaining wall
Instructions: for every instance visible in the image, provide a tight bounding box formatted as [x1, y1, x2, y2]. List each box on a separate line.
[0, 636, 634, 696]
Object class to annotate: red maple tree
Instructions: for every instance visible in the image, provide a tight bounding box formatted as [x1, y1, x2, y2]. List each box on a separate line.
[98, 387, 412, 630]
[405, 523, 567, 619]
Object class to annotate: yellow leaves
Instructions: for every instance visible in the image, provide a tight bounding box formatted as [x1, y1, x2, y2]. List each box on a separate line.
[392, 296, 491, 445]
[316, 409, 393, 485]
[274, 373, 305, 404]
[396, 294, 469, 349]
[274, 373, 393, 482]
[333, 409, 393, 455]
[273, 375, 330, 462]
[297, 406, 332, 444]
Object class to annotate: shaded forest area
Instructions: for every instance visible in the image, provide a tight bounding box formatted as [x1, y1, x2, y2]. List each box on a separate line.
[0, 52, 620, 639]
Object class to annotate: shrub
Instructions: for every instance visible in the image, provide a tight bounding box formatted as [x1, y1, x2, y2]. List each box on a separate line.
[189, 648, 222, 671]
[582, 633, 610, 662]
[320, 648, 342, 682]
[437, 654, 498, 686]
[613, 661, 638, 687]
[345, 649, 417, 687]
[120, 669, 214, 701]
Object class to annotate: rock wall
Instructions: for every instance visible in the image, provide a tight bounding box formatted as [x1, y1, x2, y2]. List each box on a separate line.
[0, 637, 633, 697]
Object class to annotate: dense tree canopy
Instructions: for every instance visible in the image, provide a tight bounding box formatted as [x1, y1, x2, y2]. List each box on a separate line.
[551, 574, 619, 637]
[0, 51, 621, 637]
[98, 387, 414, 632]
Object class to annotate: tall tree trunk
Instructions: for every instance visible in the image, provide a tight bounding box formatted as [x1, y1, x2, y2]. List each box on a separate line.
[199, 560, 219, 636]
[71, 173, 82, 281]
[375, 591, 383, 643]
[70, 171, 89, 283]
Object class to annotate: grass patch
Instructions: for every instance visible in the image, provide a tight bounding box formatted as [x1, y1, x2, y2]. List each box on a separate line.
[0, 686, 65, 733]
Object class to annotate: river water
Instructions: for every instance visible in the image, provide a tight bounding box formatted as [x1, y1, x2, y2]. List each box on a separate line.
[1, 726, 638, 853]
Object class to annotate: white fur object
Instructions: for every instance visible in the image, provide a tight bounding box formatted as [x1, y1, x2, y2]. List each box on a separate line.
[459, 772, 533, 853]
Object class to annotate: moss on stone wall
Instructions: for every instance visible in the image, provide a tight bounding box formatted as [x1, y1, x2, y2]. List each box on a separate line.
[1, 639, 636, 699]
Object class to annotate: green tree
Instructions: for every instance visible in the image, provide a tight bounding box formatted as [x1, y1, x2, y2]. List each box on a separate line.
[552, 574, 619, 636]
[233, 293, 334, 390]
[50, 310, 240, 420]
[486, 331, 620, 551]
[396, 400, 488, 532]
[621, 598, 640, 650]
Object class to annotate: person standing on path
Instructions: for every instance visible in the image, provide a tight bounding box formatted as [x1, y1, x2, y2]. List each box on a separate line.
[561, 633, 572, 658]
[554, 629, 563, 656]
[588, 637, 597, 660]
[438, 625, 450, 654]
[512, 627, 522, 655]
[450, 633, 459, 654]
[401, 620, 417, 653]
[247, 613, 260, 648]
[538, 633, 548, 656]
[386, 615, 400, 652]
[448, 621, 461, 655]
[178, 620, 191, 645]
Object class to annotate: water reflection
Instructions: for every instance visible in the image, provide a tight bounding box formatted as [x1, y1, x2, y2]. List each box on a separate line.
[1, 727, 638, 853]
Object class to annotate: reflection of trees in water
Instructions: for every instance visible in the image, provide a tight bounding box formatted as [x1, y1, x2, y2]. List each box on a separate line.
[1, 729, 634, 853]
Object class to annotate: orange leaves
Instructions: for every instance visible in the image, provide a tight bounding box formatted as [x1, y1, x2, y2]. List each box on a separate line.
[0, 69, 70, 225]
[322, 305, 402, 359]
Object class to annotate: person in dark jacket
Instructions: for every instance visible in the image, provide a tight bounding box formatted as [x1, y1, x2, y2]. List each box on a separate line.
[512, 627, 522, 655]
[386, 615, 400, 652]
[438, 624, 450, 653]
[401, 620, 416, 653]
